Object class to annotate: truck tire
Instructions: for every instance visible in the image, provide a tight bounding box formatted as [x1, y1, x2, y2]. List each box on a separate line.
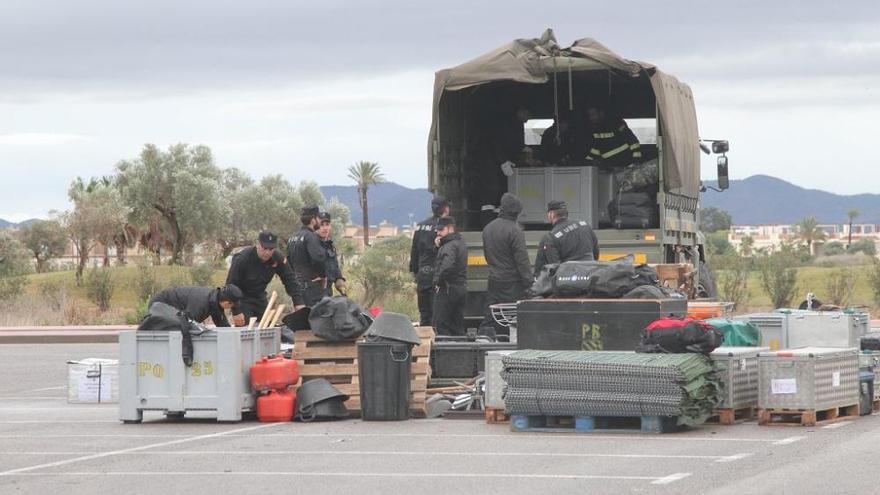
[696, 262, 718, 299]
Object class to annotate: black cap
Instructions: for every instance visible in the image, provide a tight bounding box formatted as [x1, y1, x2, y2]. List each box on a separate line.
[437, 216, 455, 228]
[258, 231, 278, 248]
[318, 212, 331, 222]
[218, 284, 243, 311]
[547, 200, 567, 212]
[301, 205, 320, 217]
[431, 196, 450, 215]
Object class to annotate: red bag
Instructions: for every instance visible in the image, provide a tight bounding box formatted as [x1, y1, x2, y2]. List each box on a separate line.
[636, 316, 723, 354]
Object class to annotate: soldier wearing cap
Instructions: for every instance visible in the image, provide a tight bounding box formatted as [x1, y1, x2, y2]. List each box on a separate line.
[432, 216, 467, 336]
[226, 231, 305, 326]
[317, 211, 346, 296]
[288, 205, 328, 306]
[409, 196, 451, 326]
[533, 200, 600, 276]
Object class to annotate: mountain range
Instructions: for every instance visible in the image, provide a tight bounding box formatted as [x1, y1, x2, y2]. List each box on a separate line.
[2, 175, 877, 229]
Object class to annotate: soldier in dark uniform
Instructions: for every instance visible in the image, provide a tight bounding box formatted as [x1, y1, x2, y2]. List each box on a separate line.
[317, 212, 346, 296]
[533, 200, 600, 275]
[149, 284, 243, 327]
[409, 196, 450, 326]
[432, 216, 467, 336]
[226, 231, 304, 326]
[287, 206, 327, 306]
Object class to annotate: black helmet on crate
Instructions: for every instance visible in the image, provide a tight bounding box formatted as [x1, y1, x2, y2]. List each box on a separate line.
[296, 378, 350, 422]
[364, 312, 421, 345]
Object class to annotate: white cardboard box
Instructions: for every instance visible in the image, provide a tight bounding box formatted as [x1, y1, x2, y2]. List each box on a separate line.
[67, 358, 119, 404]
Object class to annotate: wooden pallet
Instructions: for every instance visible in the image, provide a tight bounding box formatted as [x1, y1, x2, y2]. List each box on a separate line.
[707, 406, 756, 425]
[485, 407, 509, 424]
[758, 403, 860, 427]
[509, 414, 683, 434]
[293, 326, 435, 417]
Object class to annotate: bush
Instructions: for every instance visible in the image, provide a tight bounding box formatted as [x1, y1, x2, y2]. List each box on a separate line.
[166, 266, 190, 288]
[0, 276, 29, 302]
[134, 260, 159, 303]
[38, 279, 67, 312]
[758, 249, 799, 309]
[814, 252, 873, 268]
[717, 253, 751, 311]
[870, 260, 880, 307]
[823, 241, 846, 256]
[848, 238, 877, 256]
[189, 263, 215, 287]
[85, 267, 115, 312]
[350, 236, 413, 307]
[125, 299, 150, 325]
[825, 268, 857, 306]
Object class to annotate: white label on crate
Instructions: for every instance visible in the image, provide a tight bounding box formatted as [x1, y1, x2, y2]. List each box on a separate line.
[77, 374, 112, 402]
[739, 359, 747, 371]
[771, 378, 797, 394]
[832, 372, 841, 387]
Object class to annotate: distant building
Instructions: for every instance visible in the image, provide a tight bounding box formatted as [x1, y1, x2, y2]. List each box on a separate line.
[344, 221, 408, 251]
[729, 223, 880, 255]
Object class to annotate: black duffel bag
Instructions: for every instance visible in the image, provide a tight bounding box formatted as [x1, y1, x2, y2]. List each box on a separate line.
[608, 192, 659, 229]
[138, 302, 205, 366]
[308, 296, 370, 342]
[553, 257, 659, 298]
[636, 317, 723, 354]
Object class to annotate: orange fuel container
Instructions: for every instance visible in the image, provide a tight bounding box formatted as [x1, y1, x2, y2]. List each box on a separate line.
[257, 389, 295, 422]
[250, 355, 300, 391]
[687, 302, 728, 320]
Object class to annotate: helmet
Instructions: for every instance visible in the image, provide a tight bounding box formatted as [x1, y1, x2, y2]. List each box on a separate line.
[364, 312, 421, 345]
[296, 378, 350, 422]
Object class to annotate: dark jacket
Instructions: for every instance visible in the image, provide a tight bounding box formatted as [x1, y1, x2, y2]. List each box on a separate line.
[533, 232, 552, 278]
[410, 215, 441, 289]
[288, 226, 327, 281]
[321, 238, 343, 284]
[149, 286, 230, 327]
[586, 119, 642, 168]
[226, 247, 304, 307]
[433, 232, 467, 288]
[542, 218, 600, 267]
[482, 194, 532, 287]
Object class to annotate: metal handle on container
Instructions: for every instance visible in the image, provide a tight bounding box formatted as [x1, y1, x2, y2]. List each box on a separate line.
[390, 349, 410, 362]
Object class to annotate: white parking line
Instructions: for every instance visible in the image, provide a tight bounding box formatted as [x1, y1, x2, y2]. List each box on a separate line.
[29, 387, 66, 392]
[0, 422, 279, 476]
[3, 471, 676, 482]
[0, 397, 66, 401]
[0, 450, 741, 460]
[773, 436, 806, 445]
[822, 421, 853, 430]
[651, 472, 692, 485]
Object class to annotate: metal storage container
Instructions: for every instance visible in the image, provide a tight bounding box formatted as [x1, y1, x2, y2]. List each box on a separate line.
[734, 313, 789, 350]
[710, 347, 768, 409]
[119, 327, 281, 423]
[786, 312, 867, 348]
[431, 339, 517, 379]
[758, 347, 859, 411]
[516, 298, 687, 351]
[507, 166, 598, 226]
[484, 350, 517, 409]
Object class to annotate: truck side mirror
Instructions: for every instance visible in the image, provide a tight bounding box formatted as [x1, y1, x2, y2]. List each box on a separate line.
[717, 155, 730, 190]
[712, 140, 729, 154]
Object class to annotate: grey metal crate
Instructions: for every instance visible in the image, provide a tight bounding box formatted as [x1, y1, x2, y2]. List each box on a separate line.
[710, 347, 768, 409]
[787, 312, 867, 348]
[758, 347, 859, 411]
[484, 350, 517, 409]
[735, 313, 788, 350]
[119, 327, 281, 423]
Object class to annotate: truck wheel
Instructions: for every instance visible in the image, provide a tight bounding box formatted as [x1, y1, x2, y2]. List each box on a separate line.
[696, 262, 718, 299]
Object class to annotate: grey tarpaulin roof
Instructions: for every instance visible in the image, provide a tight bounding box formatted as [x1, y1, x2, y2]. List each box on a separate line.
[429, 29, 700, 197]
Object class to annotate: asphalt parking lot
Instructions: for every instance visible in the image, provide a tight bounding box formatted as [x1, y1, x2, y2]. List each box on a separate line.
[1, 344, 880, 495]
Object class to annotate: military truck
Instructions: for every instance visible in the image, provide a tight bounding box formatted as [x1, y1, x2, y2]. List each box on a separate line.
[427, 30, 730, 324]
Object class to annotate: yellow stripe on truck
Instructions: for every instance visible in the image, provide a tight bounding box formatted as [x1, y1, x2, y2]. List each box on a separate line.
[467, 255, 488, 266]
[599, 253, 648, 264]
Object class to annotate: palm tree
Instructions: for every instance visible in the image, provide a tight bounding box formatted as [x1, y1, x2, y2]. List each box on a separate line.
[347, 161, 385, 248]
[797, 216, 827, 256]
[847, 209, 859, 248]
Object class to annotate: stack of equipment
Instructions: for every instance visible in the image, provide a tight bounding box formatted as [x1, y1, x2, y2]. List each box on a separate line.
[501, 350, 720, 426]
[251, 355, 299, 422]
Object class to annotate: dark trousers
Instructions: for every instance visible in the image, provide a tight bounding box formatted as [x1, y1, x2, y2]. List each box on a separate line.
[433, 285, 467, 336]
[240, 296, 268, 321]
[478, 278, 526, 338]
[417, 286, 434, 326]
[303, 280, 325, 307]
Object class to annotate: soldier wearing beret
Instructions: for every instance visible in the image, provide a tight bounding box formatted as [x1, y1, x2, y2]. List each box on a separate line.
[287, 205, 328, 306]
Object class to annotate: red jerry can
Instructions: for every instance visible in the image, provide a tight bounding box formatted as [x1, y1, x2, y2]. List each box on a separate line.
[250, 355, 300, 392]
[257, 389, 295, 422]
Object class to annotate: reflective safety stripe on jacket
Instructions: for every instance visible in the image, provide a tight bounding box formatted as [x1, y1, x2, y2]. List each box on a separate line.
[587, 121, 641, 164]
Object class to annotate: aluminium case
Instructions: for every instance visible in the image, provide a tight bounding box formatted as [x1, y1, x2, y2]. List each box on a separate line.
[758, 347, 859, 411]
[119, 327, 281, 423]
[734, 313, 789, 350]
[786, 311, 868, 348]
[710, 347, 769, 410]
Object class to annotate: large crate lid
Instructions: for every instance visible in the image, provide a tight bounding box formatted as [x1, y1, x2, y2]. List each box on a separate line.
[758, 347, 859, 358]
[710, 346, 769, 358]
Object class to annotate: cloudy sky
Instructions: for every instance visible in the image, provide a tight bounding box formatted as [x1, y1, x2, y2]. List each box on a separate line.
[1, 0, 877, 221]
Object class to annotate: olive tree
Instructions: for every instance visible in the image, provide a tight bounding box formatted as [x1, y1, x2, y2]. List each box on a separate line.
[18, 219, 68, 273]
[63, 178, 127, 284]
[0, 230, 32, 300]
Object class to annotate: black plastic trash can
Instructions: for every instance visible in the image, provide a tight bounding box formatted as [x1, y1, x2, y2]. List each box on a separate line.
[859, 371, 874, 416]
[358, 341, 412, 421]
